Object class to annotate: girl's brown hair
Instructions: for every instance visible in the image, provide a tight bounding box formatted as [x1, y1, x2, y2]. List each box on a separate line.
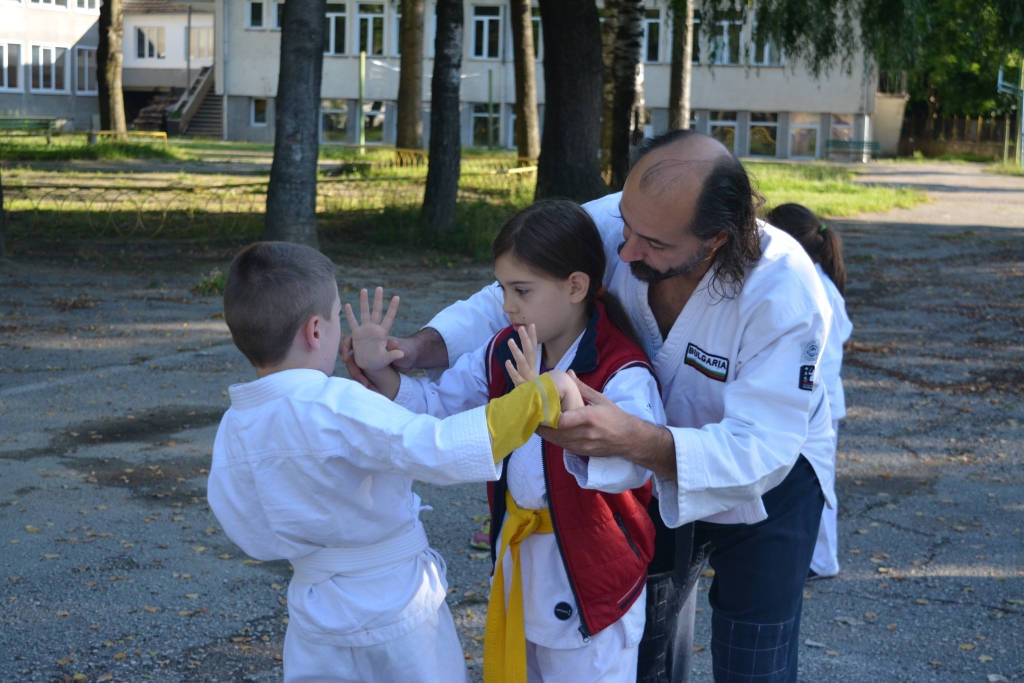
[492, 200, 641, 347]
[765, 203, 846, 296]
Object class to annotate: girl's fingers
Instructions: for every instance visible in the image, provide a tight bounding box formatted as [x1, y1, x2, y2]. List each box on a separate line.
[505, 359, 526, 386]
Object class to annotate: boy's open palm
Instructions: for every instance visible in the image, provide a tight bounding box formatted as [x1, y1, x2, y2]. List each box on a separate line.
[345, 287, 405, 372]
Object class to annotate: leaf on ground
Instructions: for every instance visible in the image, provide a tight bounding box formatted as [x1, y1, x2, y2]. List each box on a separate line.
[915, 599, 929, 605]
[826, 650, 839, 656]
[114, 652, 127, 660]
[270, 583, 283, 591]
[56, 657, 74, 666]
[700, 569, 716, 578]
[25, 525, 40, 533]
[191, 546, 206, 553]
[142, 606, 160, 613]
[44, 553, 59, 560]
[218, 554, 233, 560]
[979, 654, 994, 662]
[692, 646, 706, 653]
[97, 676, 114, 682]
[960, 643, 976, 650]
[804, 639, 825, 648]
[184, 593, 199, 599]
[886, 624, 897, 631]
[57, 610, 70, 617]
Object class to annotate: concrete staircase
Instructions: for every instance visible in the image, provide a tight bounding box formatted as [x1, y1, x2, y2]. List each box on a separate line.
[184, 89, 222, 138]
[132, 92, 179, 131]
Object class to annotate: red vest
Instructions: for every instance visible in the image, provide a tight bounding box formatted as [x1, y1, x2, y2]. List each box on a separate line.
[486, 300, 657, 639]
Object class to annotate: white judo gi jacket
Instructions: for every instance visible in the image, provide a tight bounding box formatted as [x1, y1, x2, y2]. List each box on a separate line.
[427, 192, 837, 529]
[814, 263, 853, 421]
[207, 368, 503, 648]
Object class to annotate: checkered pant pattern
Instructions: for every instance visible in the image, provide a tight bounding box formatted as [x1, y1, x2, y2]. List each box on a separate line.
[710, 613, 795, 682]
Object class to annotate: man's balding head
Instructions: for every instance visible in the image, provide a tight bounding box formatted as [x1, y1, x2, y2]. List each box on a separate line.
[622, 130, 764, 296]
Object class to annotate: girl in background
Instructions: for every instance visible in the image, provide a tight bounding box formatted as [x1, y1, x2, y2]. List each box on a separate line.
[767, 203, 853, 579]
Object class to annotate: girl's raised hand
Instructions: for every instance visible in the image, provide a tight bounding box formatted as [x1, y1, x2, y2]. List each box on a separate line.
[345, 287, 405, 372]
[505, 324, 539, 386]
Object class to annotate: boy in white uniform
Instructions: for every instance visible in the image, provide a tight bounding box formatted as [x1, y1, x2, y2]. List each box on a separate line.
[206, 241, 582, 683]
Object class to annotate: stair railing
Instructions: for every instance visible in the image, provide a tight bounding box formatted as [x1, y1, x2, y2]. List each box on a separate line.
[166, 65, 215, 136]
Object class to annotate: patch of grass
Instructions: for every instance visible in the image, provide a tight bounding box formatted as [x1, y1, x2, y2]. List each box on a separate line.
[0, 138, 187, 162]
[986, 163, 1024, 177]
[190, 267, 226, 296]
[747, 161, 927, 218]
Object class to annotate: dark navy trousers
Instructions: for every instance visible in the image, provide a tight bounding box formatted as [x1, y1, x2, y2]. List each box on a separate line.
[638, 455, 824, 683]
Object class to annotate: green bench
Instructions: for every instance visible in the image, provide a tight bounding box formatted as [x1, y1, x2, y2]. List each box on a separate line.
[0, 117, 57, 145]
[825, 139, 880, 160]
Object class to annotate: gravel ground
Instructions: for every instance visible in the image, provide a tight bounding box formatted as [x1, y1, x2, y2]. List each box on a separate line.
[1, 161, 1022, 683]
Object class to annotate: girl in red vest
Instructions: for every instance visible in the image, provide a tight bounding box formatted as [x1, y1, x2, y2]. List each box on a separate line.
[357, 200, 666, 682]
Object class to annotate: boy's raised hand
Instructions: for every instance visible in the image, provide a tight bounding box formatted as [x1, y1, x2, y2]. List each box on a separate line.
[345, 287, 405, 373]
[505, 324, 540, 387]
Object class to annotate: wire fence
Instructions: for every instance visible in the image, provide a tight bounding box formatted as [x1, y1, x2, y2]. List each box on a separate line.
[3, 163, 537, 241]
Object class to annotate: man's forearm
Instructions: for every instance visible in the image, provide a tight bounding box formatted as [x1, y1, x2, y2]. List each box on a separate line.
[401, 327, 450, 370]
[626, 421, 678, 480]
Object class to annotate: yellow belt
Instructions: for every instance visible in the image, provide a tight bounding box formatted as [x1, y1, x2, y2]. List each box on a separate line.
[483, 490, 554, 683]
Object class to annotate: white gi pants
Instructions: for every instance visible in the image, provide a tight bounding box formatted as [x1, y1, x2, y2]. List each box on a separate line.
[810, 419, 841, 577]
[282, 601, 471, 683]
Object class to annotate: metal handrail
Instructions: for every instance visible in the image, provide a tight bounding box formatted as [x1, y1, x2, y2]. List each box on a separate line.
[168, 66, 215, 134]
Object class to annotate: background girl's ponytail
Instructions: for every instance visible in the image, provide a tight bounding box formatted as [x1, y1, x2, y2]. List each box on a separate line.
[765, 203, 846, 296]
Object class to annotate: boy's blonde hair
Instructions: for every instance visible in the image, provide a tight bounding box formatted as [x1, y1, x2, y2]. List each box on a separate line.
[223, 242, 337, 368]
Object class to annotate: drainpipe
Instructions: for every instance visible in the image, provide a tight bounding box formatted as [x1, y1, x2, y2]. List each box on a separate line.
[222, 0, 229, 141]
[186, 5, 192, 92]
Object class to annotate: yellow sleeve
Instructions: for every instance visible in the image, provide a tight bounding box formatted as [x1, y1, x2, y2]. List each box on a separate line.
[485, 374, 561, 463]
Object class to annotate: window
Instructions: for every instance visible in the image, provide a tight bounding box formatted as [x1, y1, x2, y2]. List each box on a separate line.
[748, 112, 777, 156]
[691, 11, 701, 64]
[710, 14, 742, 65]
[251, 98, 268, 126]
[472, 6, 500, 59]
[274, 1, 285, 30]
[643, 8, 661, 63]
[790, 112, 821, 158]
[358, 4, 384, 56]
[75, 46, 97, 93]
[76, 0, 96, 8]
[31, 45, 67, 91]
[189, 27, 213, 60]
[709, 110, 737, 152]
[248, 1, 264, 29]
[324, 4, 346, 55]
[321, 99, 349, 143]
[472, 103, 499, 148]
[29, 0, 68, 7]
[362, 100, 385, 143]
[531, 7, 541, 59]
[136, 27, 166, 59]
[0, 43, 21, 91]
[749, 24, 781, 66]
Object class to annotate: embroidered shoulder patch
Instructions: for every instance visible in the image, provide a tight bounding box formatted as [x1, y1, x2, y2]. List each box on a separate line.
[802, 339, 822, 363]
[685, 343, 729, 382]
[799, 365, 815, 391]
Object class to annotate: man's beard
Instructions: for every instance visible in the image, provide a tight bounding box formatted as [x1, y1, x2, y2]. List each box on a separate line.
[624, 240, 716, 284]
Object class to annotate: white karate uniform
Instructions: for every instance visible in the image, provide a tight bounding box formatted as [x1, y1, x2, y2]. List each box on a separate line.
[809, 262, 853, 577]
[394, 328, 665, 681]
[208, 368, 506, 683]
[426, 192, 837, 531]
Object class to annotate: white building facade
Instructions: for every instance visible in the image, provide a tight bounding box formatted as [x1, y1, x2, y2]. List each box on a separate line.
[0, 0, 104, 131]
[216, 0, 877, 158]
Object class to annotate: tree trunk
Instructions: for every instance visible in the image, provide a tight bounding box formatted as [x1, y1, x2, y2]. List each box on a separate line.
[0, 169, 6, 259]
[600, 0, 620, 181]
[264, 0, 327, 248]
[420, 0, 463, 238]
[536, 0, 607, 202]
[609, 0, 644, 191]
[97, 0, 127, 135]
[509, 0, 540, 161]
[667, 0, 693, 130]
[396, 0, 425, 150]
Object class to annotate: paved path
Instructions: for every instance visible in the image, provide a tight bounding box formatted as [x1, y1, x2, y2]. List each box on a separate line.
[0, 162, 1021, 683]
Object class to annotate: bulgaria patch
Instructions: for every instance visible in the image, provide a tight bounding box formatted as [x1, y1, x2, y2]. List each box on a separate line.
[684, 343, 729, 382]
